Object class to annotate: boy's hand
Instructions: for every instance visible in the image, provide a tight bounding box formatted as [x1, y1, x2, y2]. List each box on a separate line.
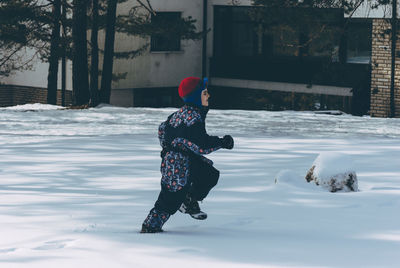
[221, 135, 234, 149]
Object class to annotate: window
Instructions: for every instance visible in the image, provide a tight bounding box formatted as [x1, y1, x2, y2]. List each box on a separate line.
[271, 27, 300, 57]
[151, 12, 181, 52]
[213, 6, 343, 59]
[232, 22, 257, 56]
[346, 20, 372, 64]
[214, 6, 258, 57]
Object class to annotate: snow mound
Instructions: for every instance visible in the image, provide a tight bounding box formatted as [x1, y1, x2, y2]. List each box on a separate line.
[2, 103, 62, 111]
[306, 153, 358, 192]
[275, 169, 301, 184]
[274, 169, 315, 190]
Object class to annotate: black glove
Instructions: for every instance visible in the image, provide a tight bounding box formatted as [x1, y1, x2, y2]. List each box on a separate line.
[221, 135, 234, 150]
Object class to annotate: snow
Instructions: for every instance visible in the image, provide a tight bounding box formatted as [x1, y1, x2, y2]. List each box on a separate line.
[312, 153, 356, 181]
[307, 152, 359, 192]
[1, 103, 400, 267]
[3, 103, 63, 111]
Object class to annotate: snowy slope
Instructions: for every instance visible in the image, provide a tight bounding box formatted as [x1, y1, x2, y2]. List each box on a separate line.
[0, 104, 399, 268]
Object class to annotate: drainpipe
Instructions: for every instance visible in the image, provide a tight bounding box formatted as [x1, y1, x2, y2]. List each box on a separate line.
[202, 0, 208, 78]
[390, 0, 397, 117]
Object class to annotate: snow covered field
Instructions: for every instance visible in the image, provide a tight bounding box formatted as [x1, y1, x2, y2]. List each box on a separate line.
[0, 104, 399, 268]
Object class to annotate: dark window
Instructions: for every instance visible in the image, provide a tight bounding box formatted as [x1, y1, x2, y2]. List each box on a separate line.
[214, 6, 258, 57]
[346, 20, 372, 64]
[151, 12, 181, 52]
[211, 6, 370, 88]
[213, 6, 343, 59]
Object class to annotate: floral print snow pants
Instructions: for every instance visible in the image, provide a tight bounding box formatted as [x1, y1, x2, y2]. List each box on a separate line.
[142, 155, 219, 230]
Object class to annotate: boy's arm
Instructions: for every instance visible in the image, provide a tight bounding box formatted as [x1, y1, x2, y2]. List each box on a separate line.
[189, 121, 222, 151]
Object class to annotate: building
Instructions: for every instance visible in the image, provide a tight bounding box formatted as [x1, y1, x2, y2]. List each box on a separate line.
[1, 0, 399, 117]
[108, 0, 398, 116]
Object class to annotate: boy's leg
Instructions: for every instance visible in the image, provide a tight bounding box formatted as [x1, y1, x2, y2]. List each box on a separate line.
[188, 159, 220, 201]
[141, 186, 188, 232]
[154, 185, 188, 214]
[178, 160, 219, 220]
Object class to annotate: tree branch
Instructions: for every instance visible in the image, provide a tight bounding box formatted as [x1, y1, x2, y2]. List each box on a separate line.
[136, 0, 156, 15]
[0, 44, 25, 68]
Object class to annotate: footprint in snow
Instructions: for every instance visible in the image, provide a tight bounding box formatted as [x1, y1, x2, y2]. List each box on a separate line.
[33, 239, 76, 251]
[178, 248, 202, 253]
[225, 217, 259, 227]
[0, 248, 16, 254]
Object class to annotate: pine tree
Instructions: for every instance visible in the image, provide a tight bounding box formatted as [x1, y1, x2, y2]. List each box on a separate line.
[0, 0, 51, 77]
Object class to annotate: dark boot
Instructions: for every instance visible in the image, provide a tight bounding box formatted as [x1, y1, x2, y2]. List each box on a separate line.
[140, 224, 164, 233]
[179, 194, 207, 220]
[140, 224, 164, 234]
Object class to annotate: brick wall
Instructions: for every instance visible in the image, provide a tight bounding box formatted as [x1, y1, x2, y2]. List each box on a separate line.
[370, 19, 400, 118]
[0, 86, 13, 107]
[0, 85, 72, 107]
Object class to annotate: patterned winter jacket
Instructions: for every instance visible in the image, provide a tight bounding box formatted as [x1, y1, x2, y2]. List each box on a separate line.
[158, 104, 223, 192]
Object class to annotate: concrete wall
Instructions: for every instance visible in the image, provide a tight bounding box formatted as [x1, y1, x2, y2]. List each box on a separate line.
[109, 0, 204, 92]
[1, 49, 73, 90]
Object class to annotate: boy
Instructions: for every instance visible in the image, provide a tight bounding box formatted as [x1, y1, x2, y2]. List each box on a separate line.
[141, 77, 234, 233]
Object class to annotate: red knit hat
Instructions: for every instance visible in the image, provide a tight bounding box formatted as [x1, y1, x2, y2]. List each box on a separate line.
[178, 77, 201, 99]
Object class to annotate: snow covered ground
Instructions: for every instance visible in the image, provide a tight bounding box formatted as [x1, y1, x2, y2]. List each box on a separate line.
[0, 104, 399, 268]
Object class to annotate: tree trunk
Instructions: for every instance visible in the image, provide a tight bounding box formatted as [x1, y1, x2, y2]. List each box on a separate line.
[72, 0, 90, 106]
[61, 0, 67, 107]
[100, 0, 117, 104]
[47, 0, 61, 105]
[89, 0, 100, 107]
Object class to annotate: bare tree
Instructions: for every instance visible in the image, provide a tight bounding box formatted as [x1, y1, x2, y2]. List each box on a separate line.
[72, 0, 90, 106]
[99, 0, 117, 104]
[47, 0, 62, 105]
[89, 0, 100, 107]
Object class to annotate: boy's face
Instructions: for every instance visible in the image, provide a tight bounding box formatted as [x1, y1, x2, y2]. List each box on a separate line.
[201, 89, 210, 107]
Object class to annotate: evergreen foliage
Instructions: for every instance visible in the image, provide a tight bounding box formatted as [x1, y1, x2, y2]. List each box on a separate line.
[0, 0, 52, 76]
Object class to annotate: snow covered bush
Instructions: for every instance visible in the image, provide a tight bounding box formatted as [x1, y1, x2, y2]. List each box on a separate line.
[305, 153, 358, 192]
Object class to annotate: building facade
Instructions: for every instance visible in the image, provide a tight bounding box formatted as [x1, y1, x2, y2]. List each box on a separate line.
[107, 0, 396, 116]
[2, 0, 399, 117]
